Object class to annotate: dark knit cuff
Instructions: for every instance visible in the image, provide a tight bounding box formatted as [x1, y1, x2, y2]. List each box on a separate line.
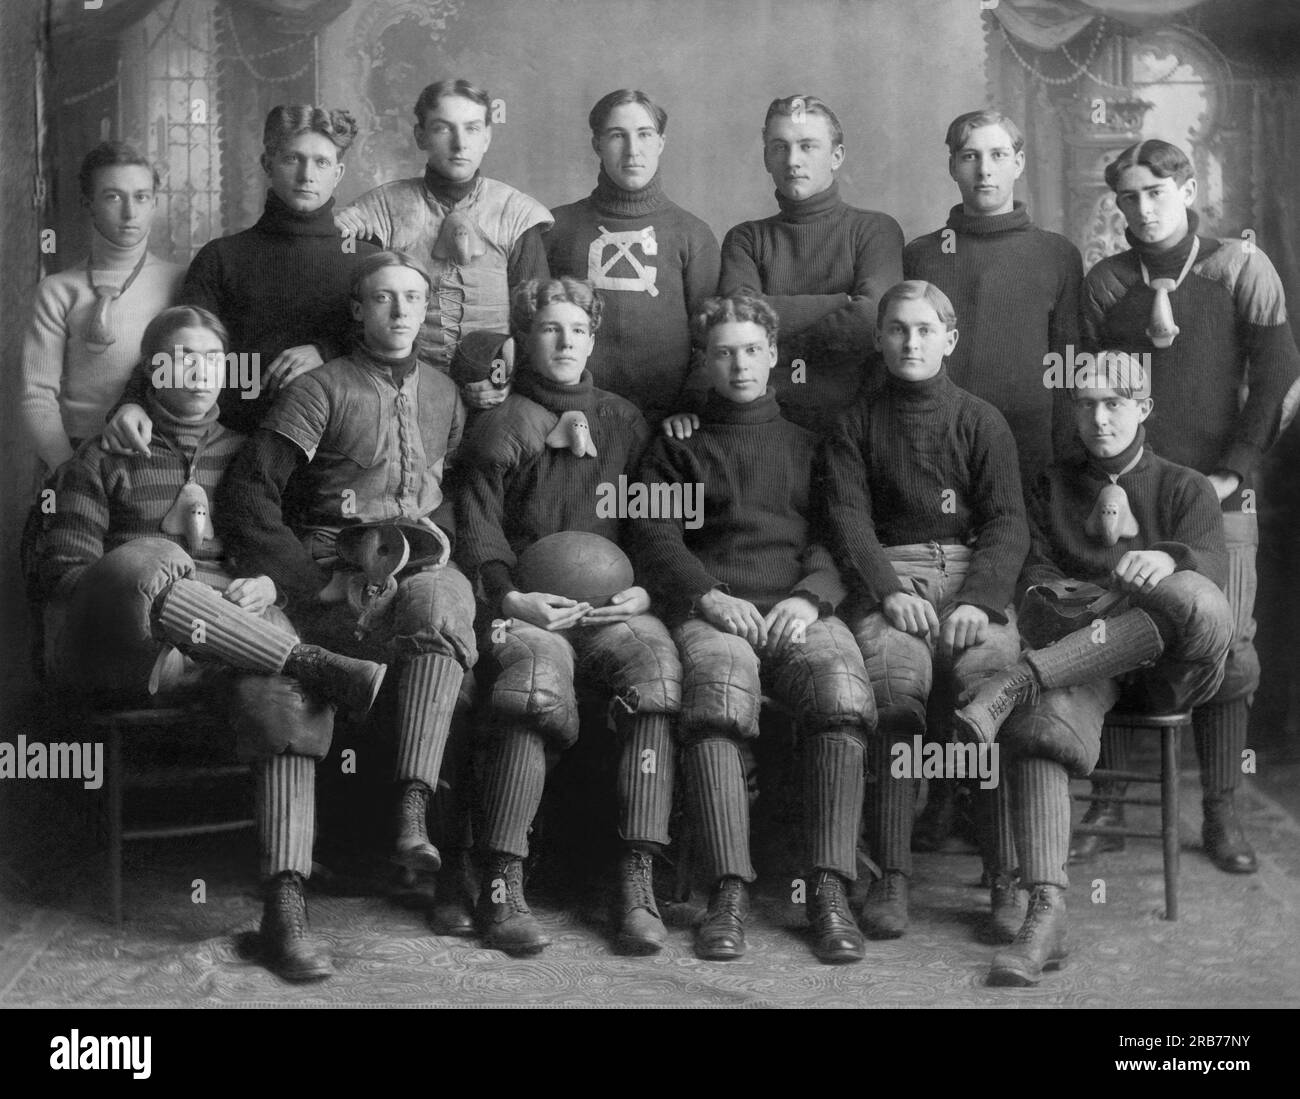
[480, 560, 517, 614]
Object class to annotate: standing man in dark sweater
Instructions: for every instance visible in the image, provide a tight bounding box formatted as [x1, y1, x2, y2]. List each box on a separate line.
[635, 295, 876, 965]
[546, 90, 720, 425]
[103, 105, 379, 445]
[824, 280, 1029, 939]
[902, 109, 1083, 931]
[216, 252, 478, 933]
[336, 79, 551, 390]
[455, 277, 681, 958]
[717, 95, 903, 433]
[951, 359, 1232, 985]
[1081, 139, 1300, 873]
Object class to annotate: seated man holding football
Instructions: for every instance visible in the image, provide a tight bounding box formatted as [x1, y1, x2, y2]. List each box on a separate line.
[634, 294, 877, 965]
[454, 276, 682, 957]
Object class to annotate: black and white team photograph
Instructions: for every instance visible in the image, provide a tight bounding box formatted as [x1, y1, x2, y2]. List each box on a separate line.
[0, 0, 1297, 1063]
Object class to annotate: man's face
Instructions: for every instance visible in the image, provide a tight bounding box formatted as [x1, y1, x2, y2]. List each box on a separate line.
[1114, 164, 1196, 251]
[949, 124, 1025, 217]
[593, 102, 665, 192]
[351, 265, 429, 356]
[415, 94, 492, 182]
[527, 301, 596, 386]
[1074, 387, 1152, 459]
[153, 325, 224, 421]
[85, 164, 157, 248]
[263, 132, 345, 214]
[876, 296, 957, 382]
[706, 320, 776, 404]
[763, 111, 843, 201]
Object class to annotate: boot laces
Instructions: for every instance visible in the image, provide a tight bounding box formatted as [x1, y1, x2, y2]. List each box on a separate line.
[813, 873, 851, 920]
[1013, 888, 1054, 943]
[623, 850, 657, 911]
[986, 672, 1038, 720]
[877, 870, 905, 901]
[710, 877, 744, 919]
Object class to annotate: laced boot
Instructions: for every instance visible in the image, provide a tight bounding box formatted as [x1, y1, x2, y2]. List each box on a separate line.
[988, 884, 1068, 986]
[1202, 798, 1258, 874]
[989, 871, 1028, 944]
[429, 849, 477, 937]
[394, 780, 442, 874]
[614, 848, 667, 955]
[695, 876, 749, 960]
[259, 871, 333, 982]
[954, 663, 1038, 745]
[281, 645, 387, 718]
[808, 870, 865, 964]
[859, 869, 909, 939]
[476, 853, 549, 955]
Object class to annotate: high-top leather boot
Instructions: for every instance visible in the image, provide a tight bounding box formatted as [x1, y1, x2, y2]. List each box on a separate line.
[283, 645, 387, 717]
[989, 870, 1028, 944]
[476, 852, 550, 955]
[394, 780, 442, 874]
[260, 871, 333, 982]
[1202, 797, 1258, 874]
[859, 869, 909, 939]
[429, 849, 477, 937]
[695, 876, 749, 960]
[614, 848, 667, 955]
[808, 870, 865, 964]
[988, 883, 1068, 986]
[956, 609, 1164, 745]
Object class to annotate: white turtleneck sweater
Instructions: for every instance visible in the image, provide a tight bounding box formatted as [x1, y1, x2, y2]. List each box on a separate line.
[21, 228, 183, 471]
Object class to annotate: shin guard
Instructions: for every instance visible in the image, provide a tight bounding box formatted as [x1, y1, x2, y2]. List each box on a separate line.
[478, 728, 547, 859]
[394, 654, 463, 788]
[154, 578, 295, 672]
[684, 738, 755, 883]
[256, 754, 315, 880]
[804, 728, 866, 880]
[1195, 698, 1248, 802]
[1011, 757, 1071, 889]
[617, 713, 675, 849]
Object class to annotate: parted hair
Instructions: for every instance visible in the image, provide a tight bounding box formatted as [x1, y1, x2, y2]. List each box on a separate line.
[348, 251, 433, 300]
[139, 306, 229, 376]
[1105, 139, 1194, 191]
[414, 79, 492, 126]
[693, 294, 780, 346]
[763, 94, 843, 147]
[78, 141, 159, 200]
[510, 277, 604, 338]
[589, 89, 668, 136]
[1068, 349, 1152, 401]
[877, 280, 958, 330]
[262, 105, 359, 159]
[945, 109, 1025, 155]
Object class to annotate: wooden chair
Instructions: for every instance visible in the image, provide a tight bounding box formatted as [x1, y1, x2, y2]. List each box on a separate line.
[1070, 709, 1193, 920]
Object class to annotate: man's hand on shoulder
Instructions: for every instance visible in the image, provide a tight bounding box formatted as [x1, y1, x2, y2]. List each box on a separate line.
[100, 403, 153, 458]
[266, 345, 325, 395]
[661, 413, 699, 440]
[334, 206, 368, 239]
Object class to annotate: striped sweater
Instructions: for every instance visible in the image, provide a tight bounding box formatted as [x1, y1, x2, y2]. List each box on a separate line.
[37, 397, 246, 599]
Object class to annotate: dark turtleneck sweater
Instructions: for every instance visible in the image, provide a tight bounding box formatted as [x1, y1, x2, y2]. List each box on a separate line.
[1023, 422, 1228, 593]
[719, 182, 904, 433]
[172, 191, 380, 433]
[633, 388, 845, 625]
[903, 201, 1082, 480]
[454, 368, 650, 614]
[39, 391, 242, 599]
[1083, 209, 1300, 503]
[546, 168, 721, 421]
[824, 367, 1029, 618]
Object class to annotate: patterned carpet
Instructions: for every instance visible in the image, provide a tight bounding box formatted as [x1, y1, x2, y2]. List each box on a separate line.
[3, 757, 1298, 1010]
